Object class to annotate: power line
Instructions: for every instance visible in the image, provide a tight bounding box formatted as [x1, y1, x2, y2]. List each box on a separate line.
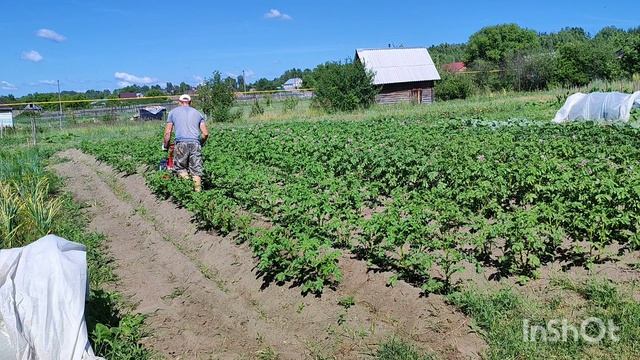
[0, 89, 315, 107]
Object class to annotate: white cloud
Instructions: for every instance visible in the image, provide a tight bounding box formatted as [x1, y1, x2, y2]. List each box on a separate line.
[193, 75, 205, 85]
[36, 29, 66, 42]
[1, 81, 17, 90]
[264, 9, 292, 20]
[39, 80, 57, 86]
[22, 50, 43, 62]
[114, 72, 158, 87]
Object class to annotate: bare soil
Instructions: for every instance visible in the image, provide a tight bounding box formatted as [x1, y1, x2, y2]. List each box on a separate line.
[51, 149, 486, 360]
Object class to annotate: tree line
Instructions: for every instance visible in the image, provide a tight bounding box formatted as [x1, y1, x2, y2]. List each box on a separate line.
[430, 24, 640, 99]
[3, 23, 638, 111]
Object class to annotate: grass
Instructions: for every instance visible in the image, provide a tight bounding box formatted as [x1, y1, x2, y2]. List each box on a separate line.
[447, 279, 640, 359]
[375, 338, 435, 360]
[53, 188, 154, 359]
[0, 144, 152, 359]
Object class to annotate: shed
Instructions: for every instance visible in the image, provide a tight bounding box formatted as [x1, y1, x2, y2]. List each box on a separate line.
[0, 107, 13, 127]
[283, 77, 303, 91]
[139, 106, 166, 120]
[24, 103, 43, 111]
[355, 48, 441, 104]
[119, 92, 142, 99]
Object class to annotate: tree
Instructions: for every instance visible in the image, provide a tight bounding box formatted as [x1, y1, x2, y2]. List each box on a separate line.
[252, 78, 278, 91]
[540, 27, 589, 49]
[196, 71, 238, 122]
[223, 76, 238, 91]
[177, 82, 191, 94]
[621, 35, 640, 76]
[429, 43, 467, 66]
[505, 51, 558, 90]
[165, 82, 175, 95]
[145, 88, 165, 97]
[555, 41, 622, 86]
[311, 59, 377, 113]
[465, 24, 540, 65]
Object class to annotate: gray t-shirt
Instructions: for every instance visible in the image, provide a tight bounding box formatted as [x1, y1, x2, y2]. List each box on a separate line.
[167, 106, 205, 142]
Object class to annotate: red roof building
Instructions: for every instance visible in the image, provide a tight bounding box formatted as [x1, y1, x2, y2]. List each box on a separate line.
[442, 62, 467, 73]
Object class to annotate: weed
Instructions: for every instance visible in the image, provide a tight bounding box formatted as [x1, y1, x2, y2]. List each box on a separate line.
[375, 338, 434, 360]
[338, 296, 356, 309]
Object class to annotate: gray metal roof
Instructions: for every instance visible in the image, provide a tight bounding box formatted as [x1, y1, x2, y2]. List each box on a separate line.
[284, 77, 302, 85]
[356, 48, 441, 85]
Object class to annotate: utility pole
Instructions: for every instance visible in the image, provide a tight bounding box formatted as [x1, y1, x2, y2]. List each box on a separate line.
[57, 80, 63, 129]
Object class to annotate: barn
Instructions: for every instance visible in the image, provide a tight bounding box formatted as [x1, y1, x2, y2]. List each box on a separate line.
[0, 107, 13, 128]
[355, 48, 441, 104]
[139, 106, 166, 120]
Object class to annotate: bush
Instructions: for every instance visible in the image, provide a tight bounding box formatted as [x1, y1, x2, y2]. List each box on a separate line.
[250, 99, 265, 117]
[282, 97, 299, 113]
[311, 60, 377, 113]
[436, 72, 475, 100]
[196, 71, 239, 122]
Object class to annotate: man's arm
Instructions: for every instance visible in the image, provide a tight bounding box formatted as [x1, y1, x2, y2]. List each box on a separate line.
[199, 121, 209, 145]
[163, 123, 173, 149]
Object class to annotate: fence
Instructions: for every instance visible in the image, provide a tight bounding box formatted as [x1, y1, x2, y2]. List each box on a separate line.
[1, 89, 315, 130]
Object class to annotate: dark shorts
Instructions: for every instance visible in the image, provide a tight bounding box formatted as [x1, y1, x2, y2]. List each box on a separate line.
[174, 141, 203, 176]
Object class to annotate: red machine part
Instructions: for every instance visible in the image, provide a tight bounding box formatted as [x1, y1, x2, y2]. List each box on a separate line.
[167, 144, 175, 170]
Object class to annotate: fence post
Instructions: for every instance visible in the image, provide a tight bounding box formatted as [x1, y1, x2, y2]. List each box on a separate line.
[57, 80, 63, 130]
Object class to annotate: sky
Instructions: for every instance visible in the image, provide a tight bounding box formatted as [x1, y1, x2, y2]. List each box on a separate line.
[1, 0, 638, 96]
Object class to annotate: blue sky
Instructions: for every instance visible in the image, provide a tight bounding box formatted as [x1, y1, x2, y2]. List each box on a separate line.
[1, 0, 637, 96]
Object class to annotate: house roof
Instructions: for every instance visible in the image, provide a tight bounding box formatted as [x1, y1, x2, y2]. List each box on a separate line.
[443, 62, 467, 73]
[24, 103, 43, 111]
[141, 106, 166, 115]
[355, 47, 441, 85]
[284, 77, 302, 85]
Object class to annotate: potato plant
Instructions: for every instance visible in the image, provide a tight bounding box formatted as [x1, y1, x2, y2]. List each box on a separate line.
[83, 117, 640, 294]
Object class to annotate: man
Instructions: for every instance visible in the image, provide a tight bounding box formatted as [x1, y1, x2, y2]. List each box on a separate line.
[163, 94, 208, 192]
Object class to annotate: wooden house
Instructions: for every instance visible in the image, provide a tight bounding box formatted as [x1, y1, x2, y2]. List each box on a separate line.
[356, 48, 441, 104]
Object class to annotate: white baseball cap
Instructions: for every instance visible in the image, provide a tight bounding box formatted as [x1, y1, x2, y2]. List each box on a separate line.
[178, 94, 191, 102]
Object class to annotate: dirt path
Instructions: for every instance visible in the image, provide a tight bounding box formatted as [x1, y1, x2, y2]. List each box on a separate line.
[52, 149, 485, 359]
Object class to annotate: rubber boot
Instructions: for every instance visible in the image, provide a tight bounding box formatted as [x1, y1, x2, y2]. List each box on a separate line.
[193, 176, 202, 192]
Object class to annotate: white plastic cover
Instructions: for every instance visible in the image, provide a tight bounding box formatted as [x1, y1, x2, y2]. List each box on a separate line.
[0, 235, 101, 360]
[553, 91, 640, 123]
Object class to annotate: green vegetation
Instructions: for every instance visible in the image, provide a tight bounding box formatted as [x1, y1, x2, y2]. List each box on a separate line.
[78, 92, 640, 297]
[311, 59, 378, 113]
[196, 71, 239, 122]
[3, 88, 639, 358]
[432, 24, 640, 95]
[0, 146, 152, 359]
[375, 338, 434, 360]
[435, 72, 475, 100]
[448, 279, 640, 359]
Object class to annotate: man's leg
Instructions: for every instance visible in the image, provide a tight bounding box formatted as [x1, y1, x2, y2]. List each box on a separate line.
[192, 176, 202, 192]
[189, 143, 204, 192]
[173, 143, 190, 179]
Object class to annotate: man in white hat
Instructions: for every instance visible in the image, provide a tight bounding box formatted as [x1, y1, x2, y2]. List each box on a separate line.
[163, 94, 209, 191]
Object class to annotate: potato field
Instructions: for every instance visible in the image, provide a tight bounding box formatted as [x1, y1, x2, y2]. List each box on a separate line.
[82, 116, 640, 295]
